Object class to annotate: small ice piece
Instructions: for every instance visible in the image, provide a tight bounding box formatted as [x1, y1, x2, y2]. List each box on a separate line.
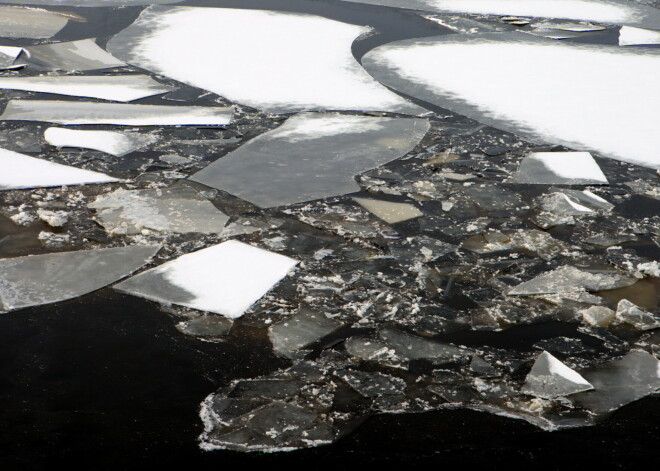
[0, 0, 181, 5]
[24, 39, 126, 71]
[521, 351, 594, 398]
[572, 350, 660, 414]
[37, 209, 68, 227]
[461, 229, 567, 260]
[379, 327, 466, 361]
[511, 152, 608, 185]
[0, 5, 78, 39]
[338, 370, 406, 397]
[0, 147, 118, 190]
[176, 315, 232, 338]
[540, 190, 614, 215]
[353, 197, 423, 224]
[581, 305, 616, 327]
[44, 128, 155, 156]
[107, 6, 423, 114]
[619, 26, 660, 46]
[0, 46, 22, 68]
[509, 266, 636, 296]
[344, 337, 396, 361]
[89, 187, 230, 235]
[190, 113, 428, 208]
[0, 245, 159, 312]
[0, 100, 233, 126]
[0, 75, 173, 102]
[114, 240, 298, 319]
[268, 309, 342, 358]
[616, 299, 660, 330]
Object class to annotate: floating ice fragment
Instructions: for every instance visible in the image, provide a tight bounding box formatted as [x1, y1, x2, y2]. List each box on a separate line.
[344, 337, 397, 362]
[540, 190, 614, 216]
[114, 240, 298, 319]
[521, 351, 593, 398]
[0, 6, 79, 39]
[0, 100, 233, 126]
[176, 315, 232, 338]
[37, 209, 68, 227]
[362, 33, 660, 168]
[581, 305, 616, 327]
[89, 187, 229, 235]
[0, 245, 159, 312]
[616, 299, 660, 330]
[379, 327, 466, 361]
[45, 128, 156, 156]
[509, 266, 636, 296]
[338, 370, 406, 397]
[0, 46, 22, 68]
[0, 147, 118, 190]
[0, 75, 173, 102]
[107, 6, 422, 114]
[0, 0, 181, 5]
[353, 197, 423, 224]
[619, 26, 660, 46]
[461, 229, 567, 260]
[24, 39, 125, 71]
[189, 113, 429, 208]
[268, 309, 342, 358]
[511, 152, 608, 185]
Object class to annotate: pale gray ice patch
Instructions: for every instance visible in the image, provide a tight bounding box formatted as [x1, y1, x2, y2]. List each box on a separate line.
[24, 39, 126, 71]
[353, 197, 423, 224]
[511, 152, 608, 185]
[45, 127, 157, 156]
[616, 299, 660, 330]
[0, 0, 181, 6]
[268, 309, 342, 358]
[189, 113, 429, 208]
[0, 5, 79, 39]
[379, 327, 467, 361]
[0, 245, 159, 312]
[521, 351, 594, 398]
[508, 266, 636, 296]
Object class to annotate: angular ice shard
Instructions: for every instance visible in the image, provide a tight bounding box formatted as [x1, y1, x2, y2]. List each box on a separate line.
[44, 128, 156, 156]
[581, 305, 616, 327]
[0, 0, 180, 5]
[24, 39, 126, 71]
[268, 309, 342, 358]
[176, 315, 232, 338]
[0, 245, 159, 312]
[616, 299, 660, 331]
[343, 0, 660, 29]
[353, 197, 423, 224]
[0, 6, 78, 39]
[0, 147, 118, 190]
[363, 33, 660, 168]
[0, 75, 173, 102]
[190, 114, 429, 208]
[619, 26, 660, 46]
[511, 152, 608, 185]
[107, 6, 423, 114]
[573, 350, 660, 414]
[540, 190, 614, 216]
[89, 187, 230, 235]
[0, 100, 233, 126]
[114, 240, 298, 319]
[521, 351, 593, 398]
[379, 327, 466, 361]
[0, 46, 22, 68]
[461, 229, 567, 260]
[509, 266, 636, 296]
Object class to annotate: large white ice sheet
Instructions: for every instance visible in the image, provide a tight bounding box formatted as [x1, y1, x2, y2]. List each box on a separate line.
[106, 6, 422, 114]
[114, 240, 298, 319]
[619, 25, 660, 46]
[44, 127, 156, 156]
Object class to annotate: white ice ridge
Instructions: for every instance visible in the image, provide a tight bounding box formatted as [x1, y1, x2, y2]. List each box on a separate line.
[619, 25, 660, 46]
[106, 6, 423, 114]
[45, 128, 156, 156]
[0, 147, 118, 190]
[363, 34, 660, 168]
[114, 240, 298, 319]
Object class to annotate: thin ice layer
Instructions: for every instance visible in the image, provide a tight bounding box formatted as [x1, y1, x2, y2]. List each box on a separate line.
[268, 309, 342, 358]
[0, 100, 233, 126]
[189, 113, 429, 208]
[44, 128, 156, 156]
[521, 351, 593, 398]
[0, 245, 159, 312]
[363, 33, 660, 168]
[0, 6, 76, 39]
[353, 197, 423, 224]
[0, 75, 173, 102]
[114, 240, 298, 319]
[511, 152, 608, 185]
[0, 147, 118, 190]
[508, 266, 635, 295]
[106, 6, 422, 114]
[619, 25, 660, 46]
[24, 39, 126, 71]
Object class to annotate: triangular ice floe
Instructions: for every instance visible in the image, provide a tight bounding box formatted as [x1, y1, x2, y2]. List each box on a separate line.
[511, 152, 608, 185]
[521, 351, 594, 398]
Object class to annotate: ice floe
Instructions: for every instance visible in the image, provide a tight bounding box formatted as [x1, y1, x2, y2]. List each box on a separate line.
[24, 39, 126, 71]
[0, 5, 80, 39]
[510, 152, 608, 185]
[0, 245, 159, 312]
[107, 6, 422, 114]
[619, 25, 660, 46]
[114, 240, 298, 319]
[363, 33, 660, 168]
[616, 299, 660, 331]
[189, 113, 429, 208]
[353, 197, 423, 224]
[0, 0, 181, 5]
[521, 351, 594, 398]
[508, 266, 637, 296]
[44, 127, 157, 156]
[268, 308, 342, 358]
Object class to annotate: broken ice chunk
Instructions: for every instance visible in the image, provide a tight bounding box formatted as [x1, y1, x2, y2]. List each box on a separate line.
[344, 337, 397, 362]
[508, 266, 636, 296]
[0, 5, 78, 39]
[572, 350, 660, 414]
[581, 305, 616, 327]
[176, 315, 232, 338]
[338, 370, 406, 397]
[89, 187, 229, 235]
[37, 209, 68, 227]
[0, 245, 159, 312]
[189, 113, 429, 208]
[268, 309, 342, 358]
[510, 152, 608, 185]
[24, 39, 125, 71]
[521, 351, 594, 398]
[45, 128, 156, 156]
[379, 327, 466, 361]
[0, 0, 181, 5]
[0, 147, 118, 190]
[0, 100, 233, 126]
[540, 190, 614, 216]
[619, 26, 660, 46]
[0, 46, 22, 68]
[616, 299, 660, 330]
[353, 197, 423, 224]
[114, 240, 298, 319]
[0, 75, 173, 102]
[461, 229, 567, 260]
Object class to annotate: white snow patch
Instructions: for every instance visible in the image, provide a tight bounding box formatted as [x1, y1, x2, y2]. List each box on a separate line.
[619, 25, 660, 46]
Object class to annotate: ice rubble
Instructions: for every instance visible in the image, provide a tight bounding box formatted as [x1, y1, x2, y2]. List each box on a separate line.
[0, 75, 173, 102]
[0, 245, 159, 312]
[0, 100, 233, 126]
[619, 25, 660, 46]
[44, 128, 157, 156]
[23, 39, 126, 72]
[189, 114, 430, 207]
[362, 33, 660, 168]
[510, 152, 608, 185]
[106, 6, 423, 114]
[521, 351, 594, 398]
[0, 5, 79, 39]
[0, 147, 118, 190]
[89, 186, 230, 235]
[114, 241, 298, 319]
